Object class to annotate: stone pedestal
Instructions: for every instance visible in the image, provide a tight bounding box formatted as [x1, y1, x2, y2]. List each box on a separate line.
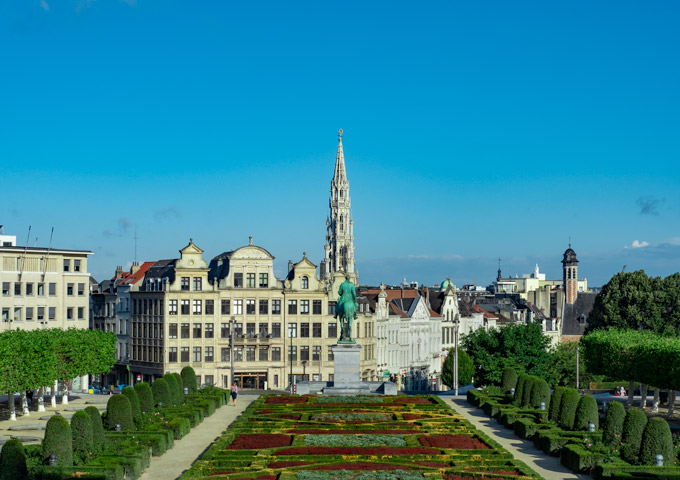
[332, 343, 362, 386]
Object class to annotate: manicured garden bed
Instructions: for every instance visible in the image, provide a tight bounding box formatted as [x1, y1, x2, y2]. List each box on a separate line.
[180, 395, 540, 479]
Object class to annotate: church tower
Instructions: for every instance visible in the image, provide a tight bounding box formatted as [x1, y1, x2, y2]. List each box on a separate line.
[562, 243, 579, 305]
[320, 129, 357, 283]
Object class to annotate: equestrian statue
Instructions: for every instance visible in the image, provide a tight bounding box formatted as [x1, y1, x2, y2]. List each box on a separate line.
[334, 274, 358, 343]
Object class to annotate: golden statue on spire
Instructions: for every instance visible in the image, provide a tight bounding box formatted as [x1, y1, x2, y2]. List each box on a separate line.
[339, 128, 343, 139]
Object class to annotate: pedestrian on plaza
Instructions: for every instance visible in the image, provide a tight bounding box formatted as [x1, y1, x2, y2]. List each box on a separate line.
[230, 382, 238, 406]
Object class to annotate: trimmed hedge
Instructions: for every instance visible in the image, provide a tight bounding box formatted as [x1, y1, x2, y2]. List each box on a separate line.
[530, 378, 551, 410]
[522, 376, 536, 407]
[501, 367, 518, 393]
[163, 373, 180, 407]
[0, 438, 28, 480]
[639, 417, 673, 466]
[172, 372, 185, 404]
[134, 382, 154, 414]
[603, 401, 626, 448]
[514, 375, 528, 406]
[549, 387, 566, 423]
[181, 366, 197, 393]
[71, 410, 94, 464]
[42, 414, 73, 466]
[621, 407, 648, 464]
[574, 394, 598, 431]
[84, 406, 105, 454]
[105, 394, 135, 432]
[560, 442, 610, 473]
[558, 388, 580, 430]
[122, 386, 142, 426]
[152, 378, 172, 408]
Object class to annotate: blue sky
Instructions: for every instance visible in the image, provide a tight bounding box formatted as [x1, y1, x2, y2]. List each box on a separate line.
[1, 0, 678, 287]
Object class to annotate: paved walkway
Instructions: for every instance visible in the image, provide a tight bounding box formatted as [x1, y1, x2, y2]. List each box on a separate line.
[444, 398, 588, 480]
[139, 395, 255, 480]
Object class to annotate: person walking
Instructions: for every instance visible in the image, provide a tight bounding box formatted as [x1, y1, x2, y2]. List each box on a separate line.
[230, 381, 238, 406]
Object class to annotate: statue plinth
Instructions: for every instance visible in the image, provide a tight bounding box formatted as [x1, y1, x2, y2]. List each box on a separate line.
[331, 343, 362, 386]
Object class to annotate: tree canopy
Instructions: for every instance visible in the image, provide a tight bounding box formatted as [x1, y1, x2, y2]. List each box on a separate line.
[441, 348, 474, 388]
[461, 322, 554, 385]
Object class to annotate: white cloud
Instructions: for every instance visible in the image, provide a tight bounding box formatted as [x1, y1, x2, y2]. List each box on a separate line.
[631, 240, 649, 248]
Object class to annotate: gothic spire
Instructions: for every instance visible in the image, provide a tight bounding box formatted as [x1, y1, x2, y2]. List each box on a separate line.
[333, 128, 347, 182]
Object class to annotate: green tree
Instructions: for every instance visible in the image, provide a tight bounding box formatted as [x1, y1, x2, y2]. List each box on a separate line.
[134, 382, 154, 414]
[152, 378, 172, 407]
[0, 439, 28, 480]
[105, 394, 135, 431]
[163, 373, 180, 407]
[501, 367, 518, 393]
[530, 378, 551, 410]
[84, 406, 104, 454]
[549, 341, 600, 387]
[181, 366, 197, 393]
[513, 375, 528, 406]
[548, 387, 566, 423]
[441, 349, 474, 389]
[621, 408, 648, 464]
[461, 323, 554, 385]
[122, 386, 142, 426]
[558, 388, 580, 430]
[70, 410, 93, 464]
[574, 394, 598, 431]
[172, 372, 185, 404]
[639, 417, 674, 466]
[603, 401, 626, 448]
[42, 414, 73, 466]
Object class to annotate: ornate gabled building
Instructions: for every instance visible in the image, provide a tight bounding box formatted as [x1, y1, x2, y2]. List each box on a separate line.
[320, 129, 357, 285]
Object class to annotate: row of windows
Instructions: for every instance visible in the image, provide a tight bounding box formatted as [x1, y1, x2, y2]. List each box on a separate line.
[232, 273, 270, 289]
[63, 259, 82, 272]
[1, 282, 81, 297]
[1, 306, 83, 322]
[166, 345, 332, 363]
[165, 299, 334, 316]
[167, 322, 283, 339]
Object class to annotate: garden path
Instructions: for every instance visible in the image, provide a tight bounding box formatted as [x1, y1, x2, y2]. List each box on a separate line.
[445, 398, 588, 480]
[138, 395, 255, 480]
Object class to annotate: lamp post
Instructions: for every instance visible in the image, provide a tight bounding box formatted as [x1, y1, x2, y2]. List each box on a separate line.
[230, 316, 236, 388]
[576, 345, 580, 390]
[454, 317, 459, 396]
[302, 360, 307, 381]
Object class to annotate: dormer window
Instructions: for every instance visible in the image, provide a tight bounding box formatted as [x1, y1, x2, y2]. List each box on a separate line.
[301, 276, 309, 289]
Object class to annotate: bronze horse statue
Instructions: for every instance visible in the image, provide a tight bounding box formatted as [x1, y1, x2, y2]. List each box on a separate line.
[334, 275, 358, 343]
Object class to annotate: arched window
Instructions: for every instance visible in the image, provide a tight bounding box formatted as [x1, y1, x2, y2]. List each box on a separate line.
[301, 276, 309, 289]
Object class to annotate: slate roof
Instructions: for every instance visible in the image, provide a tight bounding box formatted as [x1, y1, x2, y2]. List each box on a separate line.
[143, 259, 177, 287]
[562, 292, 597, 336]
[208, 252, 233, 283]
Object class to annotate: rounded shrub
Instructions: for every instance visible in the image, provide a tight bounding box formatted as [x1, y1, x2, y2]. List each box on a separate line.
[558, 388, 580, 430]
[152, 378, 172, 407]
[163, 373, 180, 407]
[70, 410, 93, 464]
[172, 372, 185, 404]
[639, 417, 673, 466]
[181, 366, 198, 393]
[0, 438, 28, 480]
[530, 378, 551, 411]
[42, 414, 73, 466]
[134, 382, 154, 414]
[521, 376, 536, 407]
[501, 367, 518, 393]
[574, 394, 599, 431]
[621, 407, 648, 464]
[84, 406, 105, 454]
[603, 401, 626, 447]
[549, 387, 566, 423]
[122, 386, 142, 425]
[513, 375, 527, 406]
[105, 394, 135, 431]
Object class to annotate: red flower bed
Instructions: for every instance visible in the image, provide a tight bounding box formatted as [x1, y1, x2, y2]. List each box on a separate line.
[392, 397, 432, 404]
[418, 435, 489, 449]
[278, 414, 301, 420]
[266, 396, 308, 404]
[415, 461, 449, 467]
[313, 463, 412, 470]
[464, 468, 521, 476]
[268, 461, 313, 468]
[445, 476, 504, 480]
[228, 434, 292, 449]
[403, 414, 430, 420]
[288, 429, 421, 434]
[258, 409, 275, 414]
[274, 447, 441, 456]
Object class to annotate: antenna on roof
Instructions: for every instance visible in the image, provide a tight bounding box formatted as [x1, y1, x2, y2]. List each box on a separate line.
[42, 227, 54, 280]
[134, 228, 138, 264]
[19, 226, 31, 280]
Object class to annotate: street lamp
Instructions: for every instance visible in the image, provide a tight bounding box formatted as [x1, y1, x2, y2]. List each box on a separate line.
[454, 316, 459, 396]
[302, 360, 307, 381]
[576, 345, 580, 390]
[230, 316, 236, 388]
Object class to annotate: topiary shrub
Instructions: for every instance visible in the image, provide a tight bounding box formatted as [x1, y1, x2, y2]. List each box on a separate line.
[522, 376, 536, 407]
[172, 372, 185, 404]
[621, 407, 648, 464]
[70, 410, 93, 464]
[42, 414, 73, 466]
[152, 378, 172, 408]
[181, 366, 197, 394]
[574, 394, 598, 431]
[558, 388, 580, 430]
[549, 387, 566, 423]
[513, 374, 528, 406]
[639, 417, 673, 466]
[122, 386, 142, 426]
[135, 382, 154, 414]
[84, 406, 105, 454]
[163, 373, 180, 407]
[105, 394, 135, 431]
[501, 367, 518, 393]
[0, 438, 28, 480]
[603, 401, 626, 448]
[530, 378, 551, 411]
